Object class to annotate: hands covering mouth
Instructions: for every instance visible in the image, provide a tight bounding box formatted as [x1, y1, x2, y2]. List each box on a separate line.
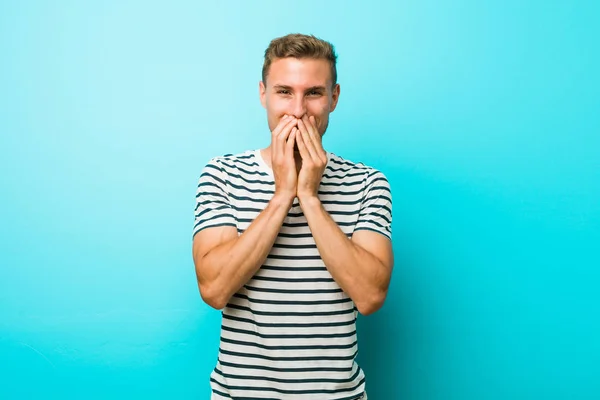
[270, 114, 328, 201]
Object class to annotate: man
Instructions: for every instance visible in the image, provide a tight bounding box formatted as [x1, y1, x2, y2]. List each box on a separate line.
[192, 33, 393, 400]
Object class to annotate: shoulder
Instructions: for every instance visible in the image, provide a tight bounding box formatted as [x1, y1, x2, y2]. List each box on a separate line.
[203, 150, 259, 174]
[327, 152, 389, 184]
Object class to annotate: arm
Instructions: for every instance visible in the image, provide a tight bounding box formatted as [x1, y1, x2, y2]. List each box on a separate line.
[192, 116, 299, 309]
[296, 115, 394, 315]
[193, 193, 293, 310]
[298, 197, 393, 315]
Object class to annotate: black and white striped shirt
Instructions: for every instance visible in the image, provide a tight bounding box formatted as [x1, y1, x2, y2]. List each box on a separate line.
[193, 149, 392, 400]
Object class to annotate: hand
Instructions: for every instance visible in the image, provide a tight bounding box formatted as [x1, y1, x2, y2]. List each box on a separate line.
[295, 115, 327, 201]
[271, 115, 299, 203]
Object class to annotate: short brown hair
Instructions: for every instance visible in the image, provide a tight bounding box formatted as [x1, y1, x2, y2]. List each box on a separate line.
[262, 33, 338, 87]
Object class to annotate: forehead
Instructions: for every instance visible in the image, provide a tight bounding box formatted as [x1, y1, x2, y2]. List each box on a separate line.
[267, 57, 332, 88]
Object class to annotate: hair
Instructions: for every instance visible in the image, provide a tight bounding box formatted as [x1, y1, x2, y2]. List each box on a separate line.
[262, 33, 338, 87]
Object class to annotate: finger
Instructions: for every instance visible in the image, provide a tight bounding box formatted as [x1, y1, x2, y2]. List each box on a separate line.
[285, 128, 297, 157]
[304, 115, 322, 148]
[274, 117, 298, 157]
[304, 115, 318, 135]
[272, 115, 290, 134]
[272, 115, 296, 143]
[308, 115, 320, 140]
[276, 117, 298, 141]
[272, 116, 289, 155]
[276, 118, 298, 154]
[297, 118, 318, 161]
[306, 115, 327, 162]
[295, 124, 312, 161]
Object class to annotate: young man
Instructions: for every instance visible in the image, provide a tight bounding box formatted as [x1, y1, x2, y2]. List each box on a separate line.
[192, 33, 393, 400]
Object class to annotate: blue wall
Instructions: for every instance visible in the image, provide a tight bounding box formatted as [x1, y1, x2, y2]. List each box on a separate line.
[1, 1, 598, 398]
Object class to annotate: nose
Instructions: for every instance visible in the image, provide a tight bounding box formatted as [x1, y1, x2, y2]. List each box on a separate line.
[290, 96, 307, 119]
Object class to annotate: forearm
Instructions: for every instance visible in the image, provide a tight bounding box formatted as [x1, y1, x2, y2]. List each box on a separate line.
[198, 194, 293, 308]
[299, 196, 390, 314]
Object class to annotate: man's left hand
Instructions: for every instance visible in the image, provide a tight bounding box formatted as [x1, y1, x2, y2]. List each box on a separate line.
[296, 115, 328, 201]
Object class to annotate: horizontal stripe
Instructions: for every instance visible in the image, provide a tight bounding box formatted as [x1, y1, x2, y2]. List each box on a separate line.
[221, 156, 259, 169]
[265, 254, 322, 261]
[199, 167, 227, 185]
[225, 172, 274, 185]
[210, 375, 364, 394]
[361, 211, 392, 224]
[197, 181, 225, 191]
[195, 188, 228, 200]
[244, 285, 343, 294]
[214, 366, 360, 384]
[225, 153, 253, 160]
[222, 325, 357, 339]
[319, 188, 364, 196]
[259, 265, 326, 272]
[223, 314, 355, 328]
[323, 170, 365, 179]
[218, 348, 357, 362]
[195, 204, 230, 219]
[229, 193, 366, 206]
[251, 276, 334, 284]
[225, 180, 274, 195]
[220, 160, 270, 177]
[273, 231, 351, 238]
[195, 198, 228, 208]
[356, 218, 388, 230]
[369, 184, 391, 192]
[326, 165, 359, 173]
[194, 213, 236, 229]
[328, 156, 367, 168]
[211, 387, 280, 400]
[319, 179, 365, 187]
[271, 243, 317, 249]
[218, 359, 354, 373]
[232, 293, 352, 306]
[220, 337, 358, 351]
[226, 303, 354, 317]
[353, 226, 391, 238]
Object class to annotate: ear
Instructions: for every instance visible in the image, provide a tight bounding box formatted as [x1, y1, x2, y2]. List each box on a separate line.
[329, 83, 340, 112]
[259, 81, 267, 109]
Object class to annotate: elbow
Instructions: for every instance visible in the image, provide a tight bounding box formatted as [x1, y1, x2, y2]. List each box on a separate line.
[356, 289, 388, 316]
[198, 281, 228, 310]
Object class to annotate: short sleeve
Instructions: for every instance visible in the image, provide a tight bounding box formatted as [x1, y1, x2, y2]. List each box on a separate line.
[192, 159, 237, 239]
[354, 169, 392, 240]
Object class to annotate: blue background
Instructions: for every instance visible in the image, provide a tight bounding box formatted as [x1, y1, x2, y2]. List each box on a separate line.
[1, 1, 599, 399]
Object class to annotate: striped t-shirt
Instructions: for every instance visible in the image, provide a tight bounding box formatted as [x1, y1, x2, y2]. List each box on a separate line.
[193, 149, 392, 400]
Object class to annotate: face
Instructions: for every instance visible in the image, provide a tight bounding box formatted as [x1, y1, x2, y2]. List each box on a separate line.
[259, 57, 340, 138]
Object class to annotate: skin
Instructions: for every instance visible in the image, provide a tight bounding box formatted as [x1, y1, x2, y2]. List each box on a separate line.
[193, 56, 394, 315]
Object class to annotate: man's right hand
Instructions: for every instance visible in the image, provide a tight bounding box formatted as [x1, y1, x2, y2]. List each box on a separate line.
[271, 115, 299, 202]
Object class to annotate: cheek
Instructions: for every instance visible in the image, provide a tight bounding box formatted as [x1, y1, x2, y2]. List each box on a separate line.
[307, 103, 324, 115]
[310, 107, 329, 129]
[269, 102, 289, 119]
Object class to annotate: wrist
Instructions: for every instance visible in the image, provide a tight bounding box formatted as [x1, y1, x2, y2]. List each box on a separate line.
[271, 192, 296, 208]
[297, 194, 321, 209]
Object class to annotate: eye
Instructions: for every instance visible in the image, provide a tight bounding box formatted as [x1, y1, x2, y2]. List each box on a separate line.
[308, 90, 322, 96]
[277, 89, 291, 95]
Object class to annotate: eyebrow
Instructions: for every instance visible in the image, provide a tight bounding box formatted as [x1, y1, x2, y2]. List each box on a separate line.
[273, 84, 327, 92]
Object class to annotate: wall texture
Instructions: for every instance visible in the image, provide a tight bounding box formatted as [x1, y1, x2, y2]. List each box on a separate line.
[1, 1, 598, 399]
